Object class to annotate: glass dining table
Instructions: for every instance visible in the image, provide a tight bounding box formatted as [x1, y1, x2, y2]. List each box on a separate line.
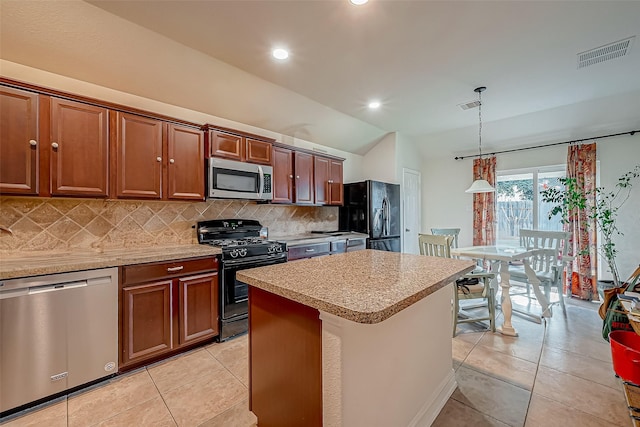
[450, 245, 551, 336]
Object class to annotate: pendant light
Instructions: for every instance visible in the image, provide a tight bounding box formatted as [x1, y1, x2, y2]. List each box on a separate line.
[465, 86, 495, 193]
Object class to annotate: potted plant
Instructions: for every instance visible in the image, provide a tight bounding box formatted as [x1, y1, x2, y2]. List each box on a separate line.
[541, 165, 639, 288]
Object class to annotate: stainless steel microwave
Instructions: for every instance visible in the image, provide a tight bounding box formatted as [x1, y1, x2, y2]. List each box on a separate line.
[207, 158, 273, 201]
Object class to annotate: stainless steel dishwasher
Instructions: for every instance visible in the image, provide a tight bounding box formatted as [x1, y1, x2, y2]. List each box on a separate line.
[0, 267, 118, 413]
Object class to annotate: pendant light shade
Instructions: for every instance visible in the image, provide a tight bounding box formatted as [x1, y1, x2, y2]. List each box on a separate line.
[466, 86, 495, 194]
[465, 179, 495, 193]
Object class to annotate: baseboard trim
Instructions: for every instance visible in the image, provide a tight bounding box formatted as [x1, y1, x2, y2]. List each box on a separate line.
[408, 368, 457, 427]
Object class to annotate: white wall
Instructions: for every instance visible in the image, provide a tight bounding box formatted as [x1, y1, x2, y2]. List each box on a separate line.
[359, 133, 397, 184]
[421, 134, 640, 281]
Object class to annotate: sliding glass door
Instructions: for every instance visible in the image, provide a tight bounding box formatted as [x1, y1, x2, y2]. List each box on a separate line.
[496, 166, 565, 245]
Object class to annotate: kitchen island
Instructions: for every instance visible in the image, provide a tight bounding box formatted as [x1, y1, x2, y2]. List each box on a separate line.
[237, 250, 475, 427]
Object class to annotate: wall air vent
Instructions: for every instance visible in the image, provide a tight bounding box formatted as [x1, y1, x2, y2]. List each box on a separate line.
[577, 36, 635, 69]
[458, 100, 480, 111]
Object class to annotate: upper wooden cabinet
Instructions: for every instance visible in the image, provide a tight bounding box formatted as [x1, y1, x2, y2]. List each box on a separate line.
[167, 124, 205, 200]
[50, 98, 109, 197]
[314, 157, 343, 206]
[114, 112, 163, 199]
[0, 87, 39, 195]
[294, 152, 315, 205]
[205, 127, 272, 165]
[272, 146, 294, 204]
[114, 113, 204, 201]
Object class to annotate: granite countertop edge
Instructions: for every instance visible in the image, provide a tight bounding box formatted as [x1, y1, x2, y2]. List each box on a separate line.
[0, 245, 222, 280]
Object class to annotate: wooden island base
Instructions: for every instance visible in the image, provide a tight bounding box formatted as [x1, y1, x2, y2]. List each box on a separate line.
[248, 284, 456, 427]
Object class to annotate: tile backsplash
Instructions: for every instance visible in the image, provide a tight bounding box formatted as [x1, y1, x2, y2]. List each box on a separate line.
[0, 197, 338, 253]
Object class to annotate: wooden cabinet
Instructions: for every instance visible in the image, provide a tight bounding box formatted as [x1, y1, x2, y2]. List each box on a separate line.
[114, 113, 204, 201]
[0, 87, 39, 195]
[120, 257, 219, 370]
[272, 146, 294, 203]
[314, 157, 343, 206]
[50, 98, 109, 197]
[206, 128, 272, 165]
[167, 124, 205, 200]
[294, 151, 315, 205]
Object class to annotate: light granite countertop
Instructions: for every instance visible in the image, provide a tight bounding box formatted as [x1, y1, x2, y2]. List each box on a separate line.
[0, 245, 222, 280]
[237, 249, 475, 324]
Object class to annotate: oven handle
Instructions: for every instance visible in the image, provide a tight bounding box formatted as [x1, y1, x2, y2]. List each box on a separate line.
[222, 255, 286, 268]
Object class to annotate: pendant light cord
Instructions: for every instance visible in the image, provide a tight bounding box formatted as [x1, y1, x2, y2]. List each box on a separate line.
[478, 89, 482, 159]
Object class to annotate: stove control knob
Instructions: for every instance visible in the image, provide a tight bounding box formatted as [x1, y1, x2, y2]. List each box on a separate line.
[239, 249, 247, 257]
[276, 246, 283, 252]
[230, 249, 238, 258]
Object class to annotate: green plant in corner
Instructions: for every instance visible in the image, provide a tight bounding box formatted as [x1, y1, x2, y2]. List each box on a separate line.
[541, 165, 640, 288]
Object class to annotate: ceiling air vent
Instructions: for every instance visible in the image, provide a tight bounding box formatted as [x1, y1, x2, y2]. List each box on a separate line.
[458, 100, 480, 111]
[577, 36, 635, 69]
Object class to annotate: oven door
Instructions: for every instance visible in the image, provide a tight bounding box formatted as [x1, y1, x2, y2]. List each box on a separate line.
[208, 158, 273, 200]
[220, 256, 286, 321]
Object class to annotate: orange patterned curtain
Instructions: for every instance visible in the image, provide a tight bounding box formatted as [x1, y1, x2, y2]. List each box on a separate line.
[566, 143, 598, 300]
[472, 156, 496, 246]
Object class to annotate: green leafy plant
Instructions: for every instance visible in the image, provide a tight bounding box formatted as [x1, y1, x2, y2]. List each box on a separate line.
[541, 165, 640, 287]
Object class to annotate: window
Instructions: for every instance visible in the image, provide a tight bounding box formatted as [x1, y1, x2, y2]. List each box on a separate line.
[496, 165, 565, 245]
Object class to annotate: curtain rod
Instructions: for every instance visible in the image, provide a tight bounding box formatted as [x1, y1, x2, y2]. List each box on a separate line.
[453, 130, 638, 160]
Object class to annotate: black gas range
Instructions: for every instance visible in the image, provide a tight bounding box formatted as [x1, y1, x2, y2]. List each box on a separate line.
[197, 219, 287, 341]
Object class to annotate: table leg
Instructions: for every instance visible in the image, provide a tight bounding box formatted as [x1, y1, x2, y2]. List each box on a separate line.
[497, 260, 518, 336]
[522, 259, 552, 318]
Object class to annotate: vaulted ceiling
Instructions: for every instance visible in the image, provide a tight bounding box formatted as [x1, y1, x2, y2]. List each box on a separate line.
[2, 1, 640, 158]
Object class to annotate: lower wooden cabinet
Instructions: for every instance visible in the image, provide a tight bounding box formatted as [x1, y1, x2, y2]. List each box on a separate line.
[119, 257, 219, 370]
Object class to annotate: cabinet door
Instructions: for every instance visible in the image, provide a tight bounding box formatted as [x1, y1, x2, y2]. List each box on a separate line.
[178, 272, 219, 346]
[50, 98, 109, 197]
[208, 130, 243, 161]
[115, 112, 163, 199]
[329, 159, 344, 206]
[246, 138, 272, 165]
[122, 281, 173, 367]
[272, 146, 293, 204]
[294, 152, 315, 205]
[0, 87, 39, 195]
[313, 156, 330, 205]
[167, 124, 205, 200]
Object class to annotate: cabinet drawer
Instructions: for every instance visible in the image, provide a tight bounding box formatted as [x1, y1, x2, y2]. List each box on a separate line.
[287, 242, 330, 261]
[122, 257, 218, 285]
[330, 240, 346, 254]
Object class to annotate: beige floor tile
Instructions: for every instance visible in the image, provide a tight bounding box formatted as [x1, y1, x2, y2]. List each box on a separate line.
[540, 346, 619, 390]
[452, 337, 475, 363]
[452, 365, 530, 426]
[544, 332, 612, 364]
[533, 366, 629, 427]
[162, 368, 247, 427]
[0, 399, 67, 427]
[95, 396, 176, 427]
[147, 349, 227, 394]
[454, 330, 485, 345]
[477, 331, 543, 364]
[68, 370, 159, 427]
[198, 398, 257, 427]
[207, 335, 248, 367]
[223, 355, 249, 387]
[525, 392, 624, 427]
[432, 398, 510, 427]
[464, 344, 538, 390]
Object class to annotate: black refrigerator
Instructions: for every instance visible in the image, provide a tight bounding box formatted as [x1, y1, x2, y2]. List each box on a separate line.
[339, 180, 401, 252]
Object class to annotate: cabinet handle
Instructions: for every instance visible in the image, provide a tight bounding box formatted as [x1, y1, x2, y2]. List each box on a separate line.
[305, 248, 315, 252]
[29, 140, 37, 147]
[289, 175, 293, 179]
[51, 142, 59, 149]
[169, 159, 175, 164]
[296, 175, 300, 179]
[328, 180, 333, 184]
[156, 157, 162, 162]
[167, 266, 184, 272]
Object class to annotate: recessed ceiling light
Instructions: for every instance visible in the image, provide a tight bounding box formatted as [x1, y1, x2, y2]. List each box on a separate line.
[350, 0, 369, 5]
[368, 101, 381, 109]
[272, 48, 289, 60]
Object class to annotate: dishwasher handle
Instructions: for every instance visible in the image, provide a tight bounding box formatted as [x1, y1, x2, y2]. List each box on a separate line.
[28, 280, 88, 295]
